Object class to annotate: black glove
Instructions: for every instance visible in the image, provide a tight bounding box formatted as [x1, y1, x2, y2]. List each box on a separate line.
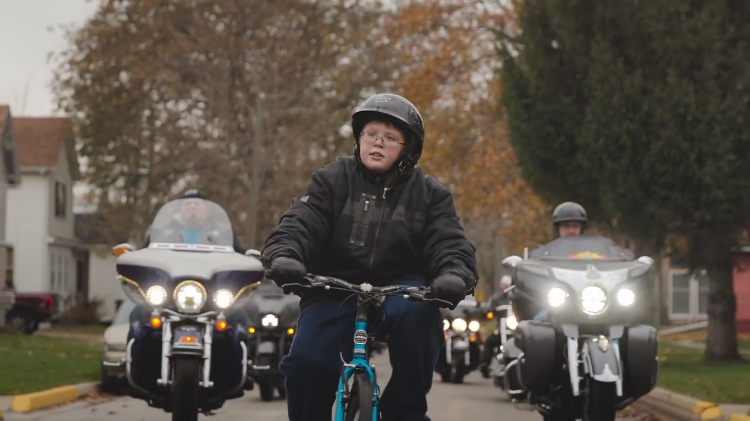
[432, 273, 468, 309]
[266, 257, 306, 286]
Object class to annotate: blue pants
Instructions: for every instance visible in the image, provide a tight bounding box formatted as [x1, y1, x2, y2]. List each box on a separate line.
[533, 311, 549, 322]
[280, 278, 442, 421]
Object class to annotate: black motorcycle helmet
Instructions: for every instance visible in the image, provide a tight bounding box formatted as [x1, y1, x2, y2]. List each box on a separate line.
[351, 93, 425, 174]
[180, 189, 206, 200]
[552, 202, 587, 236]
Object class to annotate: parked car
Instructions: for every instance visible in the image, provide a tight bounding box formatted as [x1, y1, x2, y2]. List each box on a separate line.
[100, 299, 136, 393]
[4, 292, 59, 334]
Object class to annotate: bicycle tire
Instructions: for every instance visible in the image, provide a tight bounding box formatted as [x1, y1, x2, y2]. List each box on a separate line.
[344, 372, 376, 421]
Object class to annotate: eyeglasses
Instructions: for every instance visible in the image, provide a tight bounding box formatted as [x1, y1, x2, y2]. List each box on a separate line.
[360, 131, 404, 147]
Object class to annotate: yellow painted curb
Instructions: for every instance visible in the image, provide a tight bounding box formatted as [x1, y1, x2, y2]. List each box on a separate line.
[729, 415, 750, 421]
[694, 400, 718, 414]
[10, 385, 79, 412]
[700, 406, 723, 420]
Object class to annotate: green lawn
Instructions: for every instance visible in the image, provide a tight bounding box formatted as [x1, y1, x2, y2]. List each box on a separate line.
[658, 340, 750, 404]
[0, 332, 101, 395]
[49, 324, 108, 336]
[662, 329, 750, 351]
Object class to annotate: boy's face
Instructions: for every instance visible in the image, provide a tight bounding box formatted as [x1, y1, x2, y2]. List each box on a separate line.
[359, 121, 406, 174]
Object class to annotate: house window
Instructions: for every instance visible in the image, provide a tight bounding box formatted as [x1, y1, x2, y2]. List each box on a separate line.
[668, 268, 710, 321]
[54, 182, 67, 218]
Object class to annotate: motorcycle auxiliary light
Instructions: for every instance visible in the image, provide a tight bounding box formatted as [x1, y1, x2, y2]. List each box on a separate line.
[506, 315, 518, 330]
[146, 286, 167, 306]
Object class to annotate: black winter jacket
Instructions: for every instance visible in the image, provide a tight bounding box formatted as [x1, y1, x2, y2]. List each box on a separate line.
[262, 156, 478, 289]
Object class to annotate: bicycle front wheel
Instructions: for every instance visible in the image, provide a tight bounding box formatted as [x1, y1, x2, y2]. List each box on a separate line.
[344, 372, 377, 421]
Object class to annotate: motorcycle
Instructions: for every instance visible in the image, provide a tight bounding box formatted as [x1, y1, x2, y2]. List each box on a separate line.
[486, 303, 522, 396]
[244, 277, 300, 402]
[501, 235, 659, 421]
[435, 296, 484, 384]
[113, 198, 264, 421]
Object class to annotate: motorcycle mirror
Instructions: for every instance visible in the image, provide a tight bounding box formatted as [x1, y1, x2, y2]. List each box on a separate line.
[112, 243, 133, 257]
[637, 256, 655, 268]
[502, 255, 523, 269]
[245, 249, 261, 258]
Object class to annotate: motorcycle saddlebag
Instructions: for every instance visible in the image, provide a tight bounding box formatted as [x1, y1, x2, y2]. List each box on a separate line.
[209, 327, 245, 394]
[129, 324, 162, 394]
[622, 325, 659, 402]
[513, 320, 557, 395]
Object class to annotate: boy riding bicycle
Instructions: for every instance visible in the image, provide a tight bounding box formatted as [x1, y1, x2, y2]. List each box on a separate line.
[262, 93, 479, 421]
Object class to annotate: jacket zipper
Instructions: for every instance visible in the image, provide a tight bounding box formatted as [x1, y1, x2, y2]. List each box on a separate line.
[354, 200, 370, 243]
[368, 187, 389, 268]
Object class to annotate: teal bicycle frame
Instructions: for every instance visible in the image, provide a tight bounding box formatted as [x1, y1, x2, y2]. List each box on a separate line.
[334, 294, 380, 421]
[276, 274, 445, 421]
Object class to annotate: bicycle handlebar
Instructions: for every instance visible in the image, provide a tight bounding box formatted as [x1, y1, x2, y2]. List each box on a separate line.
[269, 272, 450, 305]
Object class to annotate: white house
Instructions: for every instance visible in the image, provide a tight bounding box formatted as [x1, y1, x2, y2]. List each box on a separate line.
[0, 106, 22, 289]
[75, 207, 124, 321]
[6, 117, 80, 310]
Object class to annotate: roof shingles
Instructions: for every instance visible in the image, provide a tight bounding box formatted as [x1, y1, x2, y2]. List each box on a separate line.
[13, 117, 72, 168]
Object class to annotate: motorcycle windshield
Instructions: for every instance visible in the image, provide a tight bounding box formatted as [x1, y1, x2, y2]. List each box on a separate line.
[149, 198, 234, 247]
[536, 235, 634, 261]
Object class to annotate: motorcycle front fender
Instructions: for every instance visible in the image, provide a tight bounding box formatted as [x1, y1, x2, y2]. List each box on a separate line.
[583, 337, 622, 383]
[258, 340, 276, 355]
[171, 325, 204, 355]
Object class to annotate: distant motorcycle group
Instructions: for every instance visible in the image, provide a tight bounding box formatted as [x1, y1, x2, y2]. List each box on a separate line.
[111, 197, 658, 421]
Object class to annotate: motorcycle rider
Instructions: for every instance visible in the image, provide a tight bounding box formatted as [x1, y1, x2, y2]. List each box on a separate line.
[144, 189, 245, 252]
[479, 275, 512, 378]
[262, 93, 479, 421]
[525, 202, 587, 322]
[130, 189, 248, 328]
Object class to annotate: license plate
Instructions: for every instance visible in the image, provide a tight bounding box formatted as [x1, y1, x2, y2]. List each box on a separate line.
[453, 340, 468, 350]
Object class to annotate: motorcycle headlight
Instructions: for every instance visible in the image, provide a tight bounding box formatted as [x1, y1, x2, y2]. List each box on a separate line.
[261, 314, 279, 327]
[548, 287, 567, 307]
[146, 285, 167, 306]
[451, 318, 467, 333]
[214, 289, 234, 309]
[581, 285, 607, 315]
[442, 319, 450, 331]
[468, 321, 481, 332]
[506, 315, 518, 331]
[617, 288, 635, 306]
[173, 281, 207, 314]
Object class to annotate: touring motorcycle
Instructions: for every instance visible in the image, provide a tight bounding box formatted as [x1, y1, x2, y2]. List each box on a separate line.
[486, 303, 521, 393]
[501, 235, 659, 421]
[435, 296, 484, 384]
[113, 198, 264, 421]
[244, 276, 300, 402]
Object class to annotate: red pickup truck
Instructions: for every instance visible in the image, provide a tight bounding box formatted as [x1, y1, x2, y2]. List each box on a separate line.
[4, 292, 59, 334]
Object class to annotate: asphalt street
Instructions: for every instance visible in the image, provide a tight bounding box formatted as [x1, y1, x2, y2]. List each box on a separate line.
[4, 351, 651, 421]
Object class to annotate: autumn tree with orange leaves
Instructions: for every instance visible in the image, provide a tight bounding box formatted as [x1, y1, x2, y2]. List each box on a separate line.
[384, 1, 552, 289]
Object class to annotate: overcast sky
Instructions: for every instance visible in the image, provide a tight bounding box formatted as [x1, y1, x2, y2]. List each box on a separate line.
[0, 0, 98, 116]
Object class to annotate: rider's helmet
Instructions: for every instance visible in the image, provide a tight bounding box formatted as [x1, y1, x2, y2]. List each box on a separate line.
[351, 93, 425, 173]
[180, 189, 206, 200]
[552, 202, 587, 236]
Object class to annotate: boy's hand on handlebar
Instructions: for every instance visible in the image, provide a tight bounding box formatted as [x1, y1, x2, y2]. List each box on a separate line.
[431, 273, 467, 309]
[266, 257, 307, 287]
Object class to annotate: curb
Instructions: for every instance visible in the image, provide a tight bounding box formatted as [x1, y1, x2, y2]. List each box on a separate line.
[0, 381, 97, 414]
[631, 387, 724, 420]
